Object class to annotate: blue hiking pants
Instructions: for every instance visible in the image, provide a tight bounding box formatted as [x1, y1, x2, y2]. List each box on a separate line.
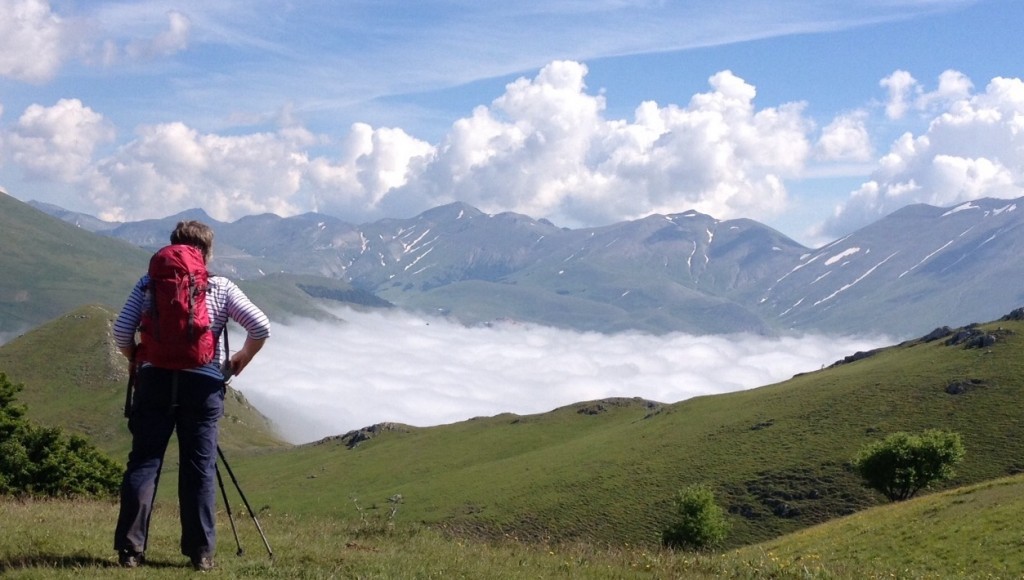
[113, 367, 225, 559]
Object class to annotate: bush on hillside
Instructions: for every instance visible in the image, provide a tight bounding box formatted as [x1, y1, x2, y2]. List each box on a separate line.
[661, 484, 729, 550]
[0, 372, 122, 497]
[852, 429, 965, 502]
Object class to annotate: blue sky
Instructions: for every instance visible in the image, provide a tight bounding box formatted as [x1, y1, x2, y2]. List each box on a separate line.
[1, 0, 1022, 246]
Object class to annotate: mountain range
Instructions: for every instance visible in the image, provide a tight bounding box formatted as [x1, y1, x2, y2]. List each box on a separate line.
[17, 193, 1024, 339]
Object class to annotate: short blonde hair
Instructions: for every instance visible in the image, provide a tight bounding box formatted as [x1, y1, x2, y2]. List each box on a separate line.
[169, 220, 214, 262]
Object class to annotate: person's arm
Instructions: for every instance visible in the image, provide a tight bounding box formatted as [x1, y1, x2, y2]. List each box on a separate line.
[229, 336, 266, 376]
[223, 279, 271, 376]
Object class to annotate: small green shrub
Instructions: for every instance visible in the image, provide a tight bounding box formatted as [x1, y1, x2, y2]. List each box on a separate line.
[661, 484, 729, 550]
[852, 429, 965, 502]
[0, 372, 122, 497]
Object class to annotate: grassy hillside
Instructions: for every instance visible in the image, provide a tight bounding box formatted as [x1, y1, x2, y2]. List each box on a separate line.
[0, 304, 286, 457]
[0, 192, 148, 337]
[736, 474, 1024, 577]
[5, 301, 1024, 569]
[200, 314, 1024, 551]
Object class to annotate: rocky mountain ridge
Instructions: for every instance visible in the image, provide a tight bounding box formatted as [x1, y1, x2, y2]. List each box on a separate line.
[30, 196, 1024, 338]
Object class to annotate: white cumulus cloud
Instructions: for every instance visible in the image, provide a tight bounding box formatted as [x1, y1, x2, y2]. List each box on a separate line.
[84, 122, 309, 222]
[0, 0, 66, 83]
[7, 61, 820, 227]
[10, 59, 1022, 241]
[276, 63, 815, 226]
[816, 111, 873, 162]
[307, 122, 435, 215]
[3, 99, 115, 181]
[881, 70, 918, 120]
[820, 72, 1024, 238]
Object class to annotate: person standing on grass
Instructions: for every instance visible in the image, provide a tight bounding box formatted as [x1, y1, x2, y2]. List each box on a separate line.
[111, 220, 270, 571]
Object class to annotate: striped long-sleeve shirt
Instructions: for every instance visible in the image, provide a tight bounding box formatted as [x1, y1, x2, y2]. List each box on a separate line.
[113, 275, 271, 380]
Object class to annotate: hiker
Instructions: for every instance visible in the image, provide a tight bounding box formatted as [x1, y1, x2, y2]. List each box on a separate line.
[111, 220, 271, 571]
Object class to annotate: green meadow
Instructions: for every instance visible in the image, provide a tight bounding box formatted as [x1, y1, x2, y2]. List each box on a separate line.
[3, 304, 1024, 577]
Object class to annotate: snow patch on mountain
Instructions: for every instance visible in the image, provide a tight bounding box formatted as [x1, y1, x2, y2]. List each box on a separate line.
[942, 202, 980, 217]
[811, 251, 899, 308]
[900, 240, 954, 278]
[825, 247, 861, 266]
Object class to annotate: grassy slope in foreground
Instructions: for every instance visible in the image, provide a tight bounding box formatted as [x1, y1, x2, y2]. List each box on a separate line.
[4, 475, 1024, 578]
[226, 316, 1024, 549]
[736, 474, 1024, 578]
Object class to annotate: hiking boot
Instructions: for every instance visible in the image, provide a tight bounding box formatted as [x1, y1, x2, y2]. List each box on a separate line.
[191, 555, 215, 572]
[118, 549, 144, 568]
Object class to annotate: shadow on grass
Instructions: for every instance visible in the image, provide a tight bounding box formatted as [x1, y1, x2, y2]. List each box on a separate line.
[0, 552, 188, 571]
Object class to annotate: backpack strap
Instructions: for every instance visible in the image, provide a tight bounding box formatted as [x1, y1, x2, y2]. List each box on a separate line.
[187, 273, 198, 339]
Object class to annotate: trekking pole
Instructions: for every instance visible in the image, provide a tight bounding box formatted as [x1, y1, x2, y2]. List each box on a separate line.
[215, 463, 244, 556]
[217, 446, 273, 559]
[123, 349, 137, 418]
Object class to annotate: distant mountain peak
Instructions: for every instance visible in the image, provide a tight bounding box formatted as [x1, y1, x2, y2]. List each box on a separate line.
[20, 194, 1024, 338]
[169, 207, 217, 223]
[416, 201, 485, 221]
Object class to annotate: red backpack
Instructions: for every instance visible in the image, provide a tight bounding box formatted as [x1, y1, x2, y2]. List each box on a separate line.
[137, 244, 215, 369]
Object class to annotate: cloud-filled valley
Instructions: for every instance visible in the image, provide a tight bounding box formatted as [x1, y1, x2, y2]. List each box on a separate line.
[238, 308, 888, 444]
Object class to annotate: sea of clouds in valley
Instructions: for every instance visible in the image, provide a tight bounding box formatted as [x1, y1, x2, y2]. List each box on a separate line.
[238, 307, 888, 443]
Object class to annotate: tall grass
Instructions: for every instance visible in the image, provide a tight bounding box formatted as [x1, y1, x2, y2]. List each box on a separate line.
[8, 474, 1024, 579]
[0, 498, 727, 579]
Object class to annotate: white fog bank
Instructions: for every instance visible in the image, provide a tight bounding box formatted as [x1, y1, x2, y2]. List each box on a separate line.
[236, 308, 889, 444]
